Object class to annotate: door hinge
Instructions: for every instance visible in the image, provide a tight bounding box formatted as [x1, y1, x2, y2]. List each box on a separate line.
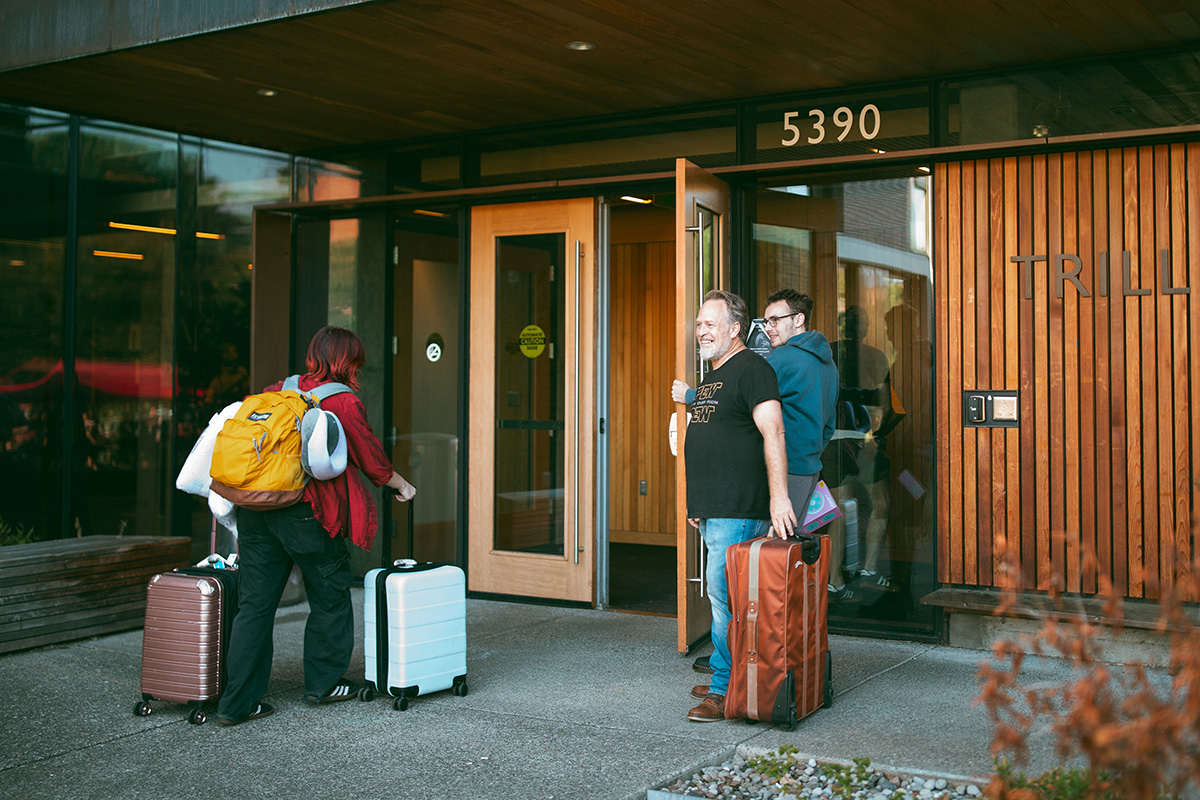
[393, 245, 399, 265]
[392, 335, 398, 355]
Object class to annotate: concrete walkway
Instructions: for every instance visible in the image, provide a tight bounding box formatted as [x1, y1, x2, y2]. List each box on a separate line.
[1, 592, 1085, 800]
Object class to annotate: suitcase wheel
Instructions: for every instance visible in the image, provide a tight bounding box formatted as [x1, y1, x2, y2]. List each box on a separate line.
[356, 685, 375, 702]
[188, 708, 207, 725]
[452, 676, 469, 697]
[133, 701, 152, 717]
[392, 696, 409, 712]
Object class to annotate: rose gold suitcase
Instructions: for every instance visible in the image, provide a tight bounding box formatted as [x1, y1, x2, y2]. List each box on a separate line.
[724, 535, 832, 729]
[133, 567, 238, 725]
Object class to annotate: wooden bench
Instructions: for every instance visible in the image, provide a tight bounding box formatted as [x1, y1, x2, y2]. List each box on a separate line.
[0, 535, 191, 654]
[922, 586, 1200, 632]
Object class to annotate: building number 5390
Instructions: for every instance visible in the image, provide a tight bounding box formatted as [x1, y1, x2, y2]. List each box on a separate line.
[782, 104, 881, 146]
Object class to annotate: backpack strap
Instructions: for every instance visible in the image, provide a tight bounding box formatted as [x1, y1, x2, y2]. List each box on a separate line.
[279, 374, 352, 402]
[309, 381, 352, 401]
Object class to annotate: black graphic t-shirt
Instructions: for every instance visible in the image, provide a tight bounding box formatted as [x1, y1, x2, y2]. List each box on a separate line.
[684, 348, 780, 520]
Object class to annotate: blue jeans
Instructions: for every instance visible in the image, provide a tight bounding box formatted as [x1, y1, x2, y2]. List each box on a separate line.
[699, 517, 770, 697]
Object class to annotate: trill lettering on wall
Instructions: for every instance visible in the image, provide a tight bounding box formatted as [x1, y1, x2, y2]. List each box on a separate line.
[1009, 250, 1191, 299]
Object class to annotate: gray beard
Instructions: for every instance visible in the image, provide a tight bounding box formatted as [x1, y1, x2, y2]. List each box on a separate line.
[699, 340, 732, 363]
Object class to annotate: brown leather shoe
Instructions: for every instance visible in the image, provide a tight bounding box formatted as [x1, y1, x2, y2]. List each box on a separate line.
[690, 685, 710, 699]
[687, 693, 725, 722]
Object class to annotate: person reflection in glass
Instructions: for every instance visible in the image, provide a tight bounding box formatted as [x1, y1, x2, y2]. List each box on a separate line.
[206, 341, 249, 410]
[820, 306, 900, 602]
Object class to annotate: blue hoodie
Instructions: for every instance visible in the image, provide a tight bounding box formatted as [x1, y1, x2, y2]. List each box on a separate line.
[766, 330, 840, 475]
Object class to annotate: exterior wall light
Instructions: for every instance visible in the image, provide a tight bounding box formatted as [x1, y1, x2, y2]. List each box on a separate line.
[565, 41, 596, 51]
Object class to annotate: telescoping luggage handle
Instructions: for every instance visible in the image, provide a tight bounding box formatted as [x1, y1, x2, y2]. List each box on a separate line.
[382, 488, 424, 567]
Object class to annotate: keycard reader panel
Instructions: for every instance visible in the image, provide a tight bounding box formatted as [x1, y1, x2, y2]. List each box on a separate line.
[962, 390, 1019, 428]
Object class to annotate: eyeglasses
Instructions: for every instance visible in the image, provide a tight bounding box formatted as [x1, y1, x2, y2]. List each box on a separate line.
[763, 313, 798, 328]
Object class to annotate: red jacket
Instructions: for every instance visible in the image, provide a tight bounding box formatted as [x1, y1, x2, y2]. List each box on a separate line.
[262, 375, 394, 551]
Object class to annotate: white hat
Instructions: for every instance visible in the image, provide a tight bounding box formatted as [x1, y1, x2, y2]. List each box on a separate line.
[300, 407, 348, 481]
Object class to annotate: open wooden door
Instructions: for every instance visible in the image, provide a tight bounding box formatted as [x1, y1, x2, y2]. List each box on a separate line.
[674, 158, 731, 653]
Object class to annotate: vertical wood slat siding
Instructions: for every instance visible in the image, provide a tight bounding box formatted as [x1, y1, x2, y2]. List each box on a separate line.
[988, 158, 1006, 588]
[1020, 156, 1037, 588]
[1033, 155, 1051, 591]
[609, 240, 676, 542]
[1062, 153, 1081, 593]
[934, 145, 1198, 602]
[962, 161, 978, 585]
[974, 159, 991, 587]
[1091, 151, 1112, 593]
[1152, 146, 1171, 599]
[935, 163, 953, 585]
[1077, 154, 1097, 595]
[1183, 143, 1200, 598]
[1125, 148, 1144, 598]
[1108, 148, 1128, 596]
[948, 163, 964, 583]
[1047, 154, 1065, 590]
[1004, 157, 1021, 590]
[1171, 143, 1189, 594]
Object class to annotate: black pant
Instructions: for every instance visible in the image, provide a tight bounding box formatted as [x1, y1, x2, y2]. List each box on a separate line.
[216, 502, 353, 720]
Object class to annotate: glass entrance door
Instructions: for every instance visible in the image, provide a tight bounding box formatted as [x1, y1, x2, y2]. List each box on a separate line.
[674, 159, 731, 653]
[468, 199, 595, 602]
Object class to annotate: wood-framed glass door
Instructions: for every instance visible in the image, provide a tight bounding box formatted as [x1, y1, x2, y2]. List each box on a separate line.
[468, 199, 595, 603]
[674, 158, 731, 652]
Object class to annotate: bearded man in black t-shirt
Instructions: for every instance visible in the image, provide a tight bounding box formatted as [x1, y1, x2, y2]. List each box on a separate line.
[670, 290, 793, 723]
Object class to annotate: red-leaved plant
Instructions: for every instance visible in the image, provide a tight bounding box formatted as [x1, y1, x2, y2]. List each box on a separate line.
[976, 529, 1200, 800]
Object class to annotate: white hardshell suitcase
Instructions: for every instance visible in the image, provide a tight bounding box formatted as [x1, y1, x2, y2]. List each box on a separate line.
[363, 560, 468, 711]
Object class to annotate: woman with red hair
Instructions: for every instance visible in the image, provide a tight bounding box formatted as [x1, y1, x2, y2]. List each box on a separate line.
[216, 325, 416, 726]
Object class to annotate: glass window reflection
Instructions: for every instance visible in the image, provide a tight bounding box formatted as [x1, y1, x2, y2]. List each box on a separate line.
[0, 106, 68, 543]
[74, 121, 179, 538]
[174, 141, 290, 558]
[944, 49, 1200, 144]
[756, 173, 936, 637]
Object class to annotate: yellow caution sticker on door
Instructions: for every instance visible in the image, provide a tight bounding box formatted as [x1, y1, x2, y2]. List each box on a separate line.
[519, 324, 546, 358]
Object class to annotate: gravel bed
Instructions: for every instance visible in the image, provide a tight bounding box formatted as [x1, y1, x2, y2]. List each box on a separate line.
[655, 746, 988, 800]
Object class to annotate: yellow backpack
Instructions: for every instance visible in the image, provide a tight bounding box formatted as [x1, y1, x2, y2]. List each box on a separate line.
[209, 375, 351, 510]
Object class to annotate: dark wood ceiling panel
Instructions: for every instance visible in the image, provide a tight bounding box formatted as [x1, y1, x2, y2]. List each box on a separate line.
[0, 0, 1196, 154]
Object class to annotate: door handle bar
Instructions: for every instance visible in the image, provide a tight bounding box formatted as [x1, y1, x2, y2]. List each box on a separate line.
[686, 530, 706, 598]
[573, 239, 581, 565]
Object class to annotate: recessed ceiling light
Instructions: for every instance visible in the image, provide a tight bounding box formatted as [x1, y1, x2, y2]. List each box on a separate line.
[565, 41, 596, 51]
[1111, 106, 1135, 115]
[256, 88, 278, 97]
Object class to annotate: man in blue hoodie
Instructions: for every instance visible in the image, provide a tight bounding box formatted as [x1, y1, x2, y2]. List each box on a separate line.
[762, 288, 840, 561]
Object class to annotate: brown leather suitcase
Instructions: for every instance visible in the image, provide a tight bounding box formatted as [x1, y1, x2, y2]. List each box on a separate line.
[133, 567, 238, 725]
[724, 534, 832, 729]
